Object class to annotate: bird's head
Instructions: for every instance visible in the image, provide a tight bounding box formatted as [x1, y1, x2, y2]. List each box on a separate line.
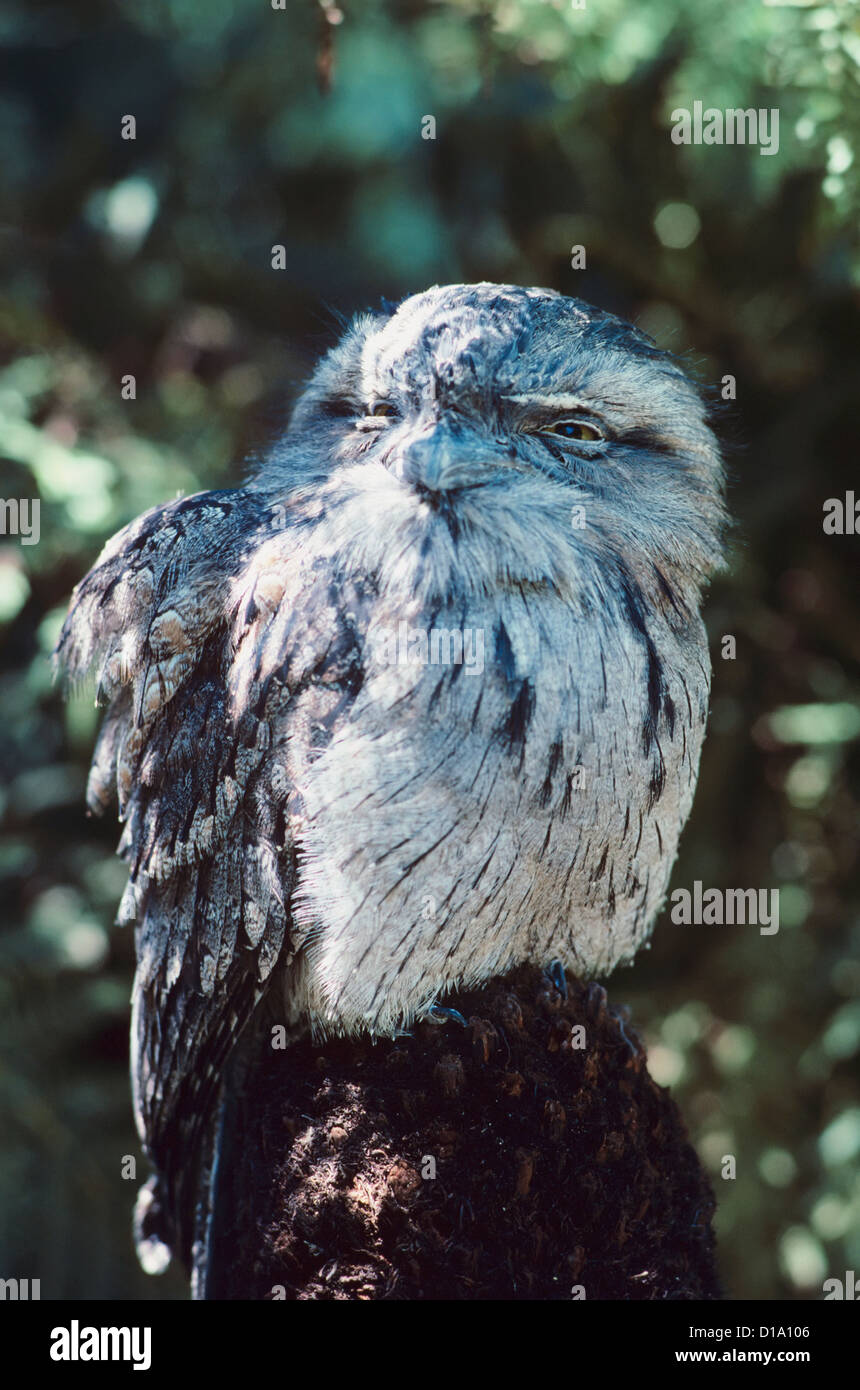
[269, 283, 726, 609]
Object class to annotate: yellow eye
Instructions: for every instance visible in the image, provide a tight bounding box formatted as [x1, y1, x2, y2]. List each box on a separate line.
[543, 419, 603, 442]
[369, 401, 397, 418]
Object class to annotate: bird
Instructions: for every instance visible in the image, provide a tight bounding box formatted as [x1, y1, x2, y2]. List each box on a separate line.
[55, 282, 726, 1292]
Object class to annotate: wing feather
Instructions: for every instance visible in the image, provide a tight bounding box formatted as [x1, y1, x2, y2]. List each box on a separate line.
[56, 486, 370, 1264]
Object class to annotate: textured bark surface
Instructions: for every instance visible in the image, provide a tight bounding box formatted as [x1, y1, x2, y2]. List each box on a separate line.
[208, 966, 721, 1300]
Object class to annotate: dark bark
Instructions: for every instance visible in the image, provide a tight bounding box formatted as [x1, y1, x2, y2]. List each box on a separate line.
[208, 966, 720, 1300]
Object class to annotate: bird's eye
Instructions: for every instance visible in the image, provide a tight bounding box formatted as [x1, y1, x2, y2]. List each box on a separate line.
[368, 401, 398, 419]
[542, 419, 603, 442]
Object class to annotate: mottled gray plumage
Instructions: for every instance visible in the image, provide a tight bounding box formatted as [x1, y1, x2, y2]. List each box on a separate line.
[56, 283, 725, 1283]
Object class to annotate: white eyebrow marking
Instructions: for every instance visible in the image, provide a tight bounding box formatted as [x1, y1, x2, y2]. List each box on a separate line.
[502, 393, 591, 411]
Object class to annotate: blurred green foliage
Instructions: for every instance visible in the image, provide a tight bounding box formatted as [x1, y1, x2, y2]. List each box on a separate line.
[0, 0, 858, 1300]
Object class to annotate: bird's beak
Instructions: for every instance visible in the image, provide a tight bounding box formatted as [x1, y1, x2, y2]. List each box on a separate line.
[390, 418, 488, 494]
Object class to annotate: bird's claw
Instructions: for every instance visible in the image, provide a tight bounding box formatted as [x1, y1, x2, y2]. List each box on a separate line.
[613, 1009, 643, 1060]
[429, 1004, 468, 1027]
[545, 958, 568, 1000]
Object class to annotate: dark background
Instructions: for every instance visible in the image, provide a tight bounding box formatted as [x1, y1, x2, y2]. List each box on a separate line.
[0, 0, 858, 1300]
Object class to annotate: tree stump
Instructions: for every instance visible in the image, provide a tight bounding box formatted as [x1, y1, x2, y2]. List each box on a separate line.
[207, 965, 720, 1300]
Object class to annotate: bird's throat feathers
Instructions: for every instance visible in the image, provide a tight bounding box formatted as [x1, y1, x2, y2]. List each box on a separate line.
[263, 461, 708, 620]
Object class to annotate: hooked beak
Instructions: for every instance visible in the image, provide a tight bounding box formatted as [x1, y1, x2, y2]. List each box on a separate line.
[389, 417, 491, 497]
